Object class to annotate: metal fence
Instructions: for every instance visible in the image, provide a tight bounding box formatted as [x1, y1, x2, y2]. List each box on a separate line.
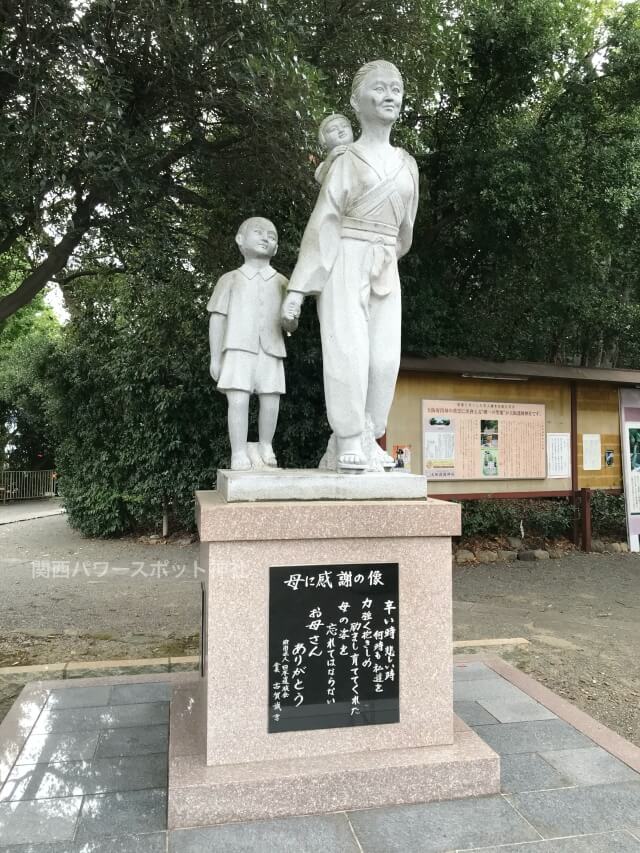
[0, 470, 56, 502]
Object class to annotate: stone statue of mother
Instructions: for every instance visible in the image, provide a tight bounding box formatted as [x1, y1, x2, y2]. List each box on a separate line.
[281, 60, 419, 472]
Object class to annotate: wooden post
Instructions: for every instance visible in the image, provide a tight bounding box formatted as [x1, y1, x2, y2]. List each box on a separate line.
[581, 487, 592, 552]
[571, 381, 580, 544]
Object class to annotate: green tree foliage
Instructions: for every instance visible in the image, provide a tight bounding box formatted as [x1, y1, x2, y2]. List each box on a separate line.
[404, 0, 640, 367]
[0, 248, 59, 469]
[4, 0, 639, 533]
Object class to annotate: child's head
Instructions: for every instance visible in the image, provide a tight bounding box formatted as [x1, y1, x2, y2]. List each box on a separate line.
[236, 217, 278, 260]
[318, 113, 353, 151]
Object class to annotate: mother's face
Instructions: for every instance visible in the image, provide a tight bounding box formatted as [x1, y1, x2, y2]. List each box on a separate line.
[351, 70, 403, 126]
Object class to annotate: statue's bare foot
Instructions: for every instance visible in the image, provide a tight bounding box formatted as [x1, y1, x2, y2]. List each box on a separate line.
[337, 437, 366, 473]
[258, 442, 278, 467]
[230, 451, 252, 471]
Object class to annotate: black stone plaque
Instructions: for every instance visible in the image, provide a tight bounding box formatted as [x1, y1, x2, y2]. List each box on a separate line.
[268, 562, 399, 733]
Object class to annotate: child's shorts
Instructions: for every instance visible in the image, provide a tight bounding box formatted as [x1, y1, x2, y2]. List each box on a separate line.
[217, 346, 285, 394]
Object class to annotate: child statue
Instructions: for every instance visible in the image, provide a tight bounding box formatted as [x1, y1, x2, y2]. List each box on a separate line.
[314, 113, 354, 185]
[208, 217, 296, 471]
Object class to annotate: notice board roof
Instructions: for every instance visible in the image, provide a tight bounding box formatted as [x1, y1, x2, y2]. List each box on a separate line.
[400, 356, 640, 386]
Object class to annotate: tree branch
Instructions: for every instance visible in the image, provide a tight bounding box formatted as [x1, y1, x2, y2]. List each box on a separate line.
[0, 193, 99, 321]
[56, 265, 127, 287]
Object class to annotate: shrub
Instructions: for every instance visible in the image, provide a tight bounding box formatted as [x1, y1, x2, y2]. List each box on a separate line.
[459, 498, 574, 540]
[590, 491, 626, 538]
[459, 500, 520, 538]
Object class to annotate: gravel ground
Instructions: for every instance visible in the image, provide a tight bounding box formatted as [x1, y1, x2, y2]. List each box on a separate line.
[454, 552, 640, 746]
[1, 514, 638, 746]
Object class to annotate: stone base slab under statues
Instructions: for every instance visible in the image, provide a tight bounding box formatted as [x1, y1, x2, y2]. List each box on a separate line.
[217, 468, 428, 502]
[167, 680, 499, 828]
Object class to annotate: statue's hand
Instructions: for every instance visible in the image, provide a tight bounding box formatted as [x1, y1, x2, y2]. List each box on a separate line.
[210, 358, 221, 382]
[281, 315, 299, 334]
[281, 291, 304, 323]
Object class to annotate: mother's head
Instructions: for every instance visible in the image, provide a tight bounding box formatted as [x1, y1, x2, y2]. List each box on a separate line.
[350, 60, 404, 127]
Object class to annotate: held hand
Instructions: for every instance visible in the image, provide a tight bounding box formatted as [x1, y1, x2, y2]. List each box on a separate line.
[281, 315, 299, 334]
[281, 291, 304, 322]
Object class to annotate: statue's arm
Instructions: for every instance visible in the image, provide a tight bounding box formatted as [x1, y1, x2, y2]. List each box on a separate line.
[207, 273, 232, 382]
[288, 153, 350, 296]
[209, 312, 226, 382]
[397, 153, 420, 260]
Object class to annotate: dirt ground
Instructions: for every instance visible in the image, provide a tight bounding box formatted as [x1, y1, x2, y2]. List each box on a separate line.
[0, 514, 638, 746]
[454, 552, 640, 746]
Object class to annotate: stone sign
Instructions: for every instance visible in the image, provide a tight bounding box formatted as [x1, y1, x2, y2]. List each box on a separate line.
[268, 562, 399, 733]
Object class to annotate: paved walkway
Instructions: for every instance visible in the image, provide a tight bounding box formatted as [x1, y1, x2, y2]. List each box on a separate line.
[0, 499, 64, 526]
[1, 661, 639, 850]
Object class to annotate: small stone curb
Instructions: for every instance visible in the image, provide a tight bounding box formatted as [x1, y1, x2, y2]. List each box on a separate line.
[0, 655, 199, 679]
[518, 549, 549, 561]
[455, 541, 631, 564]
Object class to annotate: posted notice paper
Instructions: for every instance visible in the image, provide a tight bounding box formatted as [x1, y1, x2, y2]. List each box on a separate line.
[547, 433, 571, 478]
[582, 434, 602, 471]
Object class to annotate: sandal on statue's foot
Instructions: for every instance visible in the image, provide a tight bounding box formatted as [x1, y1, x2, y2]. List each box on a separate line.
[337, 452, 367, 473]
[230, 452, 252, 471]
[373, 444, 395, 470]
[258, 442, 278, 467]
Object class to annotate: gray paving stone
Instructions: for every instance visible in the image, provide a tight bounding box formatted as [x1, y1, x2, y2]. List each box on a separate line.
[32, 707, 106, 734]
[539, 747, 640, 786]
[478, 696, 557, 723]
[169, 813, 360, 852]
[0, 754, 167, 801]
[453, 662, 498, 681]
[464, 829, 640, 851]
[346, 795, 540, 852]
[109, 683, 172, 705]
[454, 701, 500, 726]
[0, 832, 167, 852]
[77, 835, 167, 853]
[500, 753, 573, 794]
[454, 678, 527, 702]
[15, 731, 100, 765]
[75, 788, 167, 840]
[95, 725, 168, 758]
[507, 780, 640, 837]
[98, 703, 169, 729]
[473, 720, 594, 755]
[46, 687, 112, 710]
[0, 795, 82, 844]
[33, 702, 169, 734]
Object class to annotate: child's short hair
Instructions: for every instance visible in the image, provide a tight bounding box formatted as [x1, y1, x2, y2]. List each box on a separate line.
[236, 217, 277, 242]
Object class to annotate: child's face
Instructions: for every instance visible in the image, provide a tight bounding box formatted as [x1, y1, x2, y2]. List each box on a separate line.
[323, 117, 353, 150]
[240, 219, 278, 259]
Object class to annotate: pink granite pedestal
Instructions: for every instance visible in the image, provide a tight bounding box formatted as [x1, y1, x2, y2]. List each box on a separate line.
[167, 490, 499, 828]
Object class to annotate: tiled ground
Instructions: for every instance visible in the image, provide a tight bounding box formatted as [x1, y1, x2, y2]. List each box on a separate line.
[0, 662, 639, 851]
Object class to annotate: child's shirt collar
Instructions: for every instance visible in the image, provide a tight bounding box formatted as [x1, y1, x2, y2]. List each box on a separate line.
[239, 263, 277, 281]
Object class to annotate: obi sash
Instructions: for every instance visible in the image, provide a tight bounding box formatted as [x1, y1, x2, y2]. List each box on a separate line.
[340, 157, 407, 297]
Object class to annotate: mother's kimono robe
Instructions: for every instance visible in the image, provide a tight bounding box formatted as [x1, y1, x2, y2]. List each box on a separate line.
[288, 142, 419, 439]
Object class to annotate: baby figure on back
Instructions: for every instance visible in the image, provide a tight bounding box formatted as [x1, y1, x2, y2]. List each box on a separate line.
[314, 113, 354, 185]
